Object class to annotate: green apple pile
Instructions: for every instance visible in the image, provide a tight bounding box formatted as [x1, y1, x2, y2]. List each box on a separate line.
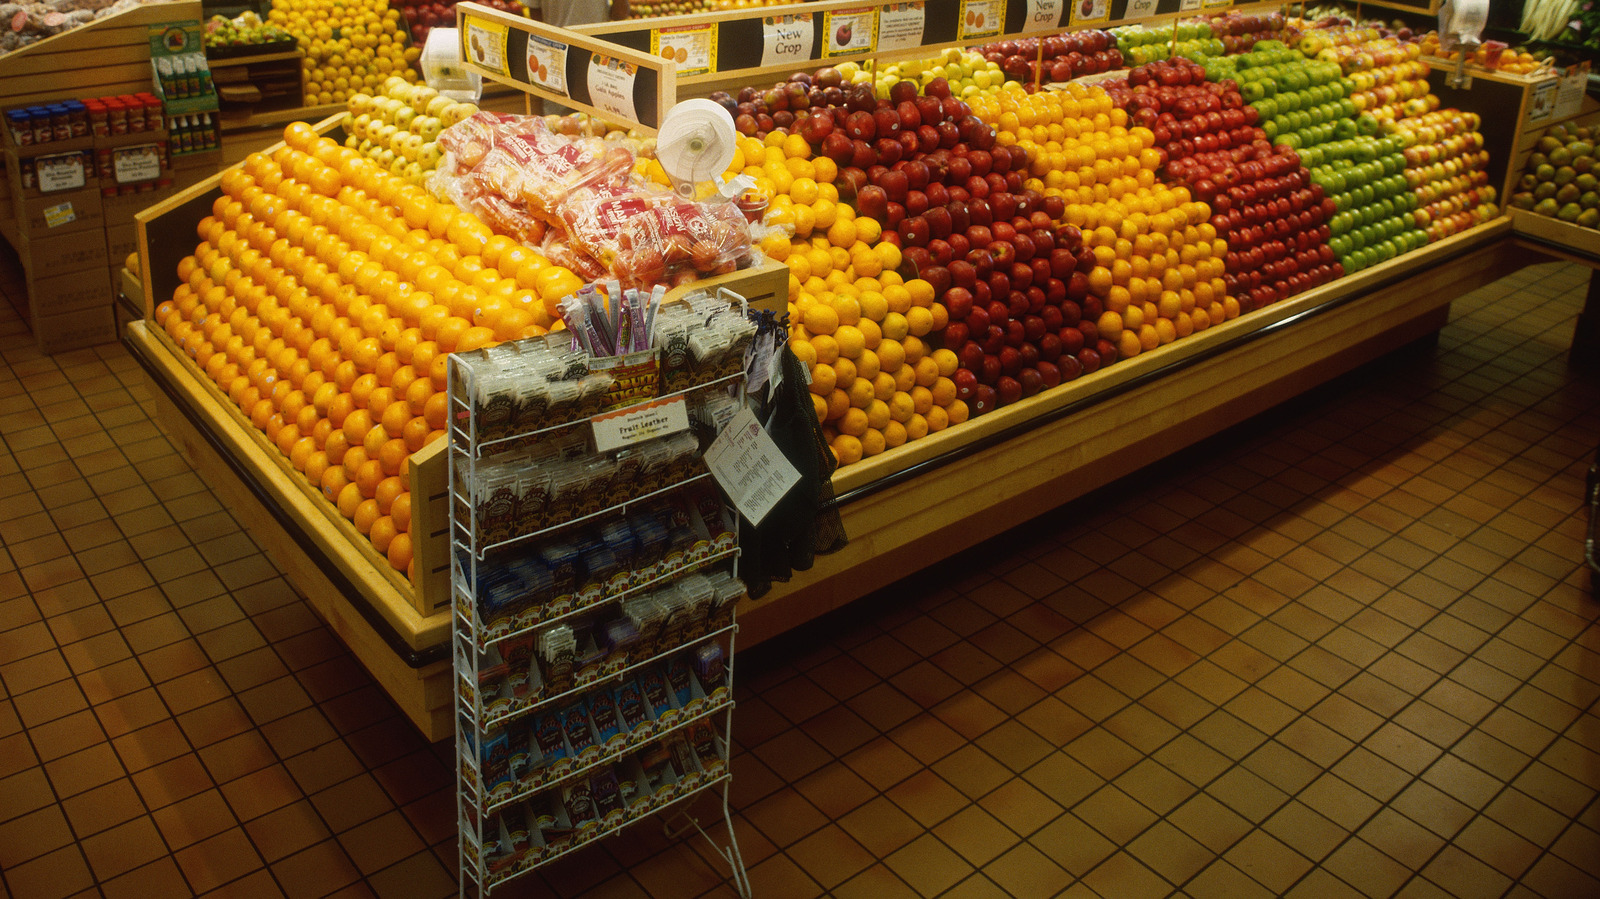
[1308, 135, 1428, 272]
[340, 77, 478, 186]
[1112, 22, 1223, 66]
[1509, 123, 1600, 229]
[204, 12, 294, 49]
[1205, 41, 1363, 150]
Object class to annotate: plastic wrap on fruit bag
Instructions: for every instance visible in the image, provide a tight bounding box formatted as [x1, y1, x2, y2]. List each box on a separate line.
[614, 198, 753, 289]
[513, 137, 637, 217]
[541, 230, 609, 283]
[555, 180, 680, 275]
[437, 111, 558, 173]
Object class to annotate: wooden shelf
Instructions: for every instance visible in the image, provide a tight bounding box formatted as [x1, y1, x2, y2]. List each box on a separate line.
[207, 49, 303, 67]
[739, 219, 1532, 645]
[0, 0, 202, 109]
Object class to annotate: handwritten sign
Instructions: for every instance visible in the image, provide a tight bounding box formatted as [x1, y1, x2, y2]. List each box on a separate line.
[652, 22, 715, 76]
[824, 8, 877, 57]
[877, 3, 925, 52]
[587, 55, 639, 122]
[1127, 0, 1159, 17]
[761, 13, 813, 69]
[1022, 0, 1063, 32]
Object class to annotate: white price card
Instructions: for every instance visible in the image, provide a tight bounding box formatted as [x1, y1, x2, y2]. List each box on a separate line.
[876, 3, 925, 52]
[1179, 0, 1202, 10]
[527, 35, 569, 97]
[704, 406, 800, 526]
[463, 19, 509, 76]
[586, 54, 637, 123]
[1203, 0, 1232, 7]
[1126, 0, 1159, 17]
[760, 13, 813, 69]
[652, 22, 716, 76]
[1069, 0, 1109, 26]
[35, 152, 86, 193]
[823, 8, 877, 57]
[112, 144, 163, 184]
[591, 395, 690, 454]
[1022, 0, 1063, 32]
[42, 201, 75, 228]
[958, 0, 1002, 41]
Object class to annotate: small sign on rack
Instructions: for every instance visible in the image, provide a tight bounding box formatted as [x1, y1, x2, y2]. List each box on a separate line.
[112, 144, 163, 185]
[35, 152, 86, 193]
[877, 3, 926, 52]
[760, 13, 814, 68]
[704, 406, 800, 525]
[591, 395, 691, 454]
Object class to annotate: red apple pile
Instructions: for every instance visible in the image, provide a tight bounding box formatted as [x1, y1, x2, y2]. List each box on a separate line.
[1205, 11, 1288, 55]
[1169, 142, 1339, 311]
[975, 32, 1123, 85]
[398, 0, 521, 47]
[712, 67, 893, 140]
[1104, 58, 1262, 163]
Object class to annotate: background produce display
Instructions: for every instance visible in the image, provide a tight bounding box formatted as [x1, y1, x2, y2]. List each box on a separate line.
[1510, 121, 1600, 229]
[204, 10, 294, 52]
[0, 0, 157, 55]
[267, 0, 421, 106]
[151, 9, 1506, 477]
[397, 0, 522, 53]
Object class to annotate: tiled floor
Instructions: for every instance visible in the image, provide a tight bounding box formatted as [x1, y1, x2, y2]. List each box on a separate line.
[1, 249, 1598, 899]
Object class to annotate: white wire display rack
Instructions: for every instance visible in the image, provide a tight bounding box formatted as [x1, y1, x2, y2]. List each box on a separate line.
[447, 334, 752, 899]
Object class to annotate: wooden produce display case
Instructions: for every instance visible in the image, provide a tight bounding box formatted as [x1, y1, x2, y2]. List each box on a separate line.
[208, 49, 306, 116]
[740, 219, 1527, 644]
[0, 0, 202, 111]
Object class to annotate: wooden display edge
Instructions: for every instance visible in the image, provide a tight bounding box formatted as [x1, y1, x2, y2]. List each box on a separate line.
[207, 50, 304, 68]
[737, 219, 1522, 645]
[1511, 208, 1600, 267]
[829, 217, 1512, 496]
[126, 320, 454, 740]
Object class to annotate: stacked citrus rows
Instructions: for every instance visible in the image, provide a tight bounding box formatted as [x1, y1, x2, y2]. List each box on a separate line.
[267, 0, 421, 107]
[154, 123, 585, 573]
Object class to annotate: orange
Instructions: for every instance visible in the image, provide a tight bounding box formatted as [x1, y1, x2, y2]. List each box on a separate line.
[336, 481, 364, 519]
[381, 401, 411, 438]
[405, 377, 434, 416]
[391, 492, 412, 533]
[370, 517, 398, 555]
[378, 438, 408, 476]
[386, 532, 412, 573]
[423, 391, 448, 431]
[324, 430, 351, 466]
[402, 415, 431, 453]
[343, 408, 375, 446]
[354, 497, 381, 534]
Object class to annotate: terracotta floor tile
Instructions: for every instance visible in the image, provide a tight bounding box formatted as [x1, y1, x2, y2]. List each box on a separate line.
[43, 741, 124, 799]
[174, 826, 263, 894]
[220, 764, 304, 823]
[786, 824, 875, 890]
[243, 799, 331, 863]
[112, 718, 190, 774]
[28, 708, 104, 762]
[744, 852, 822, 899]
[982, 842, 1074, 899]
[363, 851, 457, 899]
[0, 804, 75, 868]
[80, 814, 168, 881]
[60, 777, 146, 839]
[198, 730, 277, 785]
[838, 796, 922, 859]
[883, 833, 973, 897]
[3, 844, 96, 899]
[101, 857, 195, 899]
[270, 839, 362, 899]
[132, 752, 214, 811]
[153, 788, 239, 851]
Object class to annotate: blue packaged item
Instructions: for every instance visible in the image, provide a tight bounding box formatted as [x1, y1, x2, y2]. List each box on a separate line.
[530, 711, 568, 770]
[561, 702, 596, 755]
[614, 680, 648, 730]
[587, 690, 624, 744]
[638, 670, 673, 717]
[665, 658, 695, 708]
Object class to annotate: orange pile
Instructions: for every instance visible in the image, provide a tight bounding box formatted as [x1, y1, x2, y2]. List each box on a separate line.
[154, 121, 584, 574]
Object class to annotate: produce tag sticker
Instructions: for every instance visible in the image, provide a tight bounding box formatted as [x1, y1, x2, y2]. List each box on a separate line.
[652, 23, 715, 76]
[35, 152, 86, 193]
[958, 0, 1002, 41]
[823, 8, 877, 57]
[42, 202, 75, 229]
[591, 395, 689, 454]
[527, 35, 569, 97]
[704, 406, 800, 526]
[1126, 0, 1159, 18]
[463, 19, 509, 77]
[876, 3, 925, 53]
[1179, 0, 1202, 10]
[112, 144, 163, 184]
[1069, 0, 1109, 26]
[587, 55, 638, 124]
[1022, 0, 1064, 32]
[760, 14, 813, 69]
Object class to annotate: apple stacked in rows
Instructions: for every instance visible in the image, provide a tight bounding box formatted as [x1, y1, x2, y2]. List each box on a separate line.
[1203, 42, 1356, 151]
[878, 49, 1006, 101]
[1330, 38, 1432, 124]
[1390, 111, 1498, 241]
[1291, 24, 1385, 59]
[1102, 58, 1264, 165]
[973, 31, 1123, 87]
[341, 79, 478, 186]
[1203, 11, 1289, 56]
[1300, 134, 1425, 272]
[1112, 21, 1224, 67]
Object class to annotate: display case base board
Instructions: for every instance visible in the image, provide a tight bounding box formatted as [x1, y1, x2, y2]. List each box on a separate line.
[739, 223, 1527, 646]
[127, 320, 454, 740]
[1511, 208, 1600, 262]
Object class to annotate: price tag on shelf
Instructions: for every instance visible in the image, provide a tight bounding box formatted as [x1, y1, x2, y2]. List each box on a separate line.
[823, 8, 877, 57]
[704, 407, 800, 526]
[527, 34, 570, 97]
[760, 13, 813, 69]
[587, 55, 638, 123]
[1069, 0, 1109, 26]
[112, 144, 163, 184]
[958, 0, 1002, 41]
[1203, 0, 1232, 8]
[877, 3, 924, 52]
[652, 22, 716, 76]
[35, 152, 85, 193]
[1179, 0, 1203, 9]
[463, 18, 510, 76]
[591, 395, 690, 454]
[42, 201, 76, 228]
[1126, 0, 1159, 18]
[1021, 0, 1064, 32]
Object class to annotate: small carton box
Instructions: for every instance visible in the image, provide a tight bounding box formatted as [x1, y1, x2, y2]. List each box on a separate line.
[12, 186, 103, 237]
[105, 222, 139, 262]
[28, 263, 114, 316]
[102, 187, 172, 227]
[17, 228, 109, 277]
[31, 304, 116, 354]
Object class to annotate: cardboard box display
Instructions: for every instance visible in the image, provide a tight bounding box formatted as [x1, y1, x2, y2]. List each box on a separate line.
[17, 228, 109, 277]
[106, 222, 138, 262]
[4, 144, 99, 201]
[11, 186, 104, 236]
[32, 304, 116, 353]
[28, 265, 113, 317]
[102, 186, 174, 227]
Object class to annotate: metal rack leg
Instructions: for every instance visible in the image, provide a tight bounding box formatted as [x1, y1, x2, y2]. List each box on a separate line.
[662, 779, 751, 898]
